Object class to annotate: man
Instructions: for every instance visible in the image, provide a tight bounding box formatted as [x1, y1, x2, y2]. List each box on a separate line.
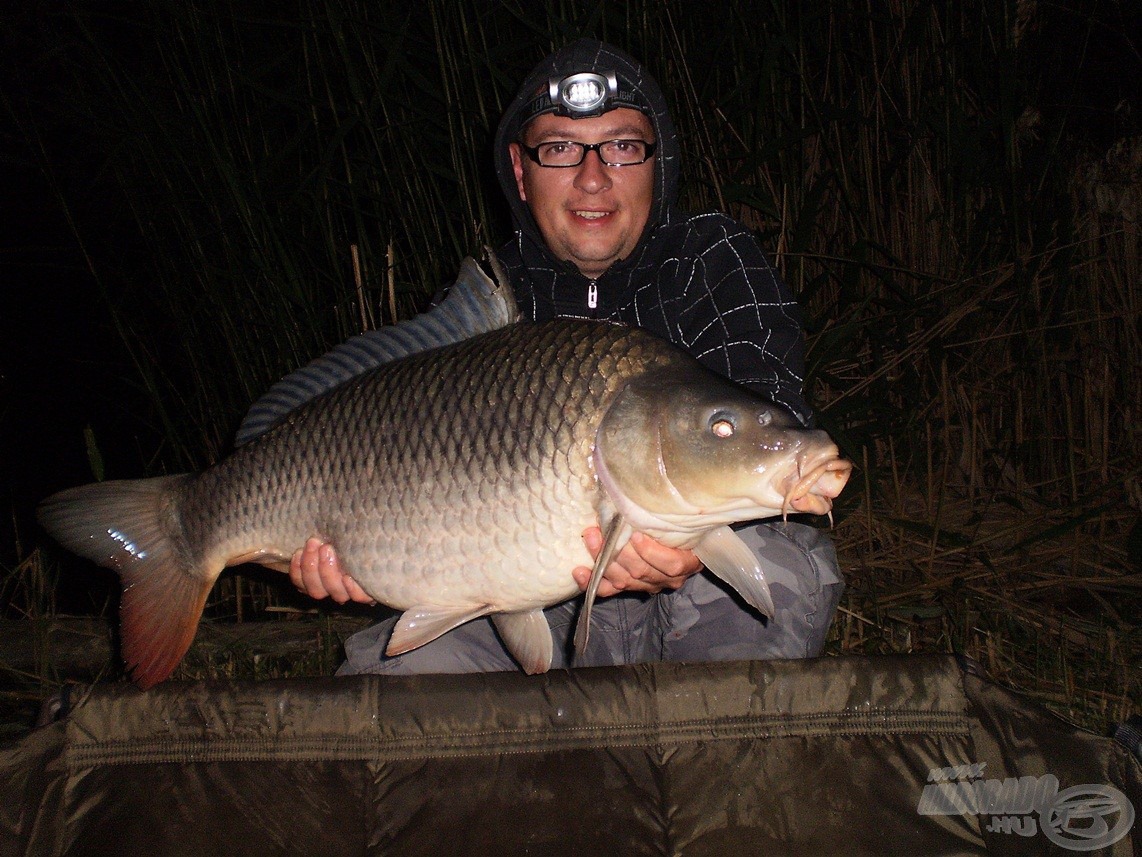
[281, 39, 843, 672]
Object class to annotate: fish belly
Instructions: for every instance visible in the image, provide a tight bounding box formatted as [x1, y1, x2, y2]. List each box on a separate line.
[332, 480, 596, 612]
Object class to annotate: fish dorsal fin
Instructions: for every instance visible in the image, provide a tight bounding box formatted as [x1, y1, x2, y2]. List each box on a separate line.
[236, 254, 519, 445]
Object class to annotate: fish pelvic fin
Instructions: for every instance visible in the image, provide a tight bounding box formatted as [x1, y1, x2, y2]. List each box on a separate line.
[492, 610, 553, 675]
[37, 475, 215, 689]
[692, 525, 777, 620]
[386, 604, 496, 657]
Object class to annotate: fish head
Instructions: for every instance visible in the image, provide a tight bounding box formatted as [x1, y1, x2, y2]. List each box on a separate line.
[594, 368, 852, 540]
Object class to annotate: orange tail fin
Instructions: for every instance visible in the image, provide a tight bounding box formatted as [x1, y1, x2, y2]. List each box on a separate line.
[37, 475, 215, 688]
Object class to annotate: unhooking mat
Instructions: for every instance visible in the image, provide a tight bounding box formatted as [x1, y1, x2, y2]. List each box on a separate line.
[0, 654, 1138, 855]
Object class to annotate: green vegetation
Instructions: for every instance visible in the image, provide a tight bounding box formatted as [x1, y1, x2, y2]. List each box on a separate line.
[2, 1, 1137, 735]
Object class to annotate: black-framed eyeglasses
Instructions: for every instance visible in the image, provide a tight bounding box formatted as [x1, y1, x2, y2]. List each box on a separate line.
[519, 139, 657, 168]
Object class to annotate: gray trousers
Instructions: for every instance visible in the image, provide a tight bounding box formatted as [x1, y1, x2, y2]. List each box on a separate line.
[337, 521, 842, 675]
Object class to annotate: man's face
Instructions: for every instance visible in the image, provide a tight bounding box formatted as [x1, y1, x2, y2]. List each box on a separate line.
[509, 107, 655, 279]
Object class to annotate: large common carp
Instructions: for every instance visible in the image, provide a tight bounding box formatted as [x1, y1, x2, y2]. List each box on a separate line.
[38, 257, 851, 688]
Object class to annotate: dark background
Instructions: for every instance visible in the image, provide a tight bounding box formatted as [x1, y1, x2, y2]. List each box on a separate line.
[0, 1, 1137, 720]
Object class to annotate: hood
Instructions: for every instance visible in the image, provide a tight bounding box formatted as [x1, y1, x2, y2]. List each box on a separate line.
[493, 39, 680, 275]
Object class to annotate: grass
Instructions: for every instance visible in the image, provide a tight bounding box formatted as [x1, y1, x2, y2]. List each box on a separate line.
[1, 0, 1137, 738]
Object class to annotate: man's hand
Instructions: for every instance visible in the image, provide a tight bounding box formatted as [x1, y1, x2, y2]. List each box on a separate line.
[572, 527, 703, 598]
[289, 537, 375, 605]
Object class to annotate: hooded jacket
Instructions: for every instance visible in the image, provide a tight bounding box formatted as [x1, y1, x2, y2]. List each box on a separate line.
[493, 39, 811, 425]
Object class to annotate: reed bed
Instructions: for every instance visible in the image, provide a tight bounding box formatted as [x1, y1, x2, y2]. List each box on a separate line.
[1, 0, 1136, 736]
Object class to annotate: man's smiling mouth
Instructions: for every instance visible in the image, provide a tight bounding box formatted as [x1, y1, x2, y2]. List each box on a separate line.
[574, 211, 610, 220]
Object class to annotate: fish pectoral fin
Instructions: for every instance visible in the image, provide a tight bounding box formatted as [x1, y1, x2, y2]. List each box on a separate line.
[492, 611, 553, 675]
[693, 525, 777, 619]
[386, 605, 494, 656]
[573, 513, 630, 656]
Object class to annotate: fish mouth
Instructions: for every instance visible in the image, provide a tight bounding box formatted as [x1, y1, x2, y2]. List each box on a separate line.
[780, 451, 853, 522]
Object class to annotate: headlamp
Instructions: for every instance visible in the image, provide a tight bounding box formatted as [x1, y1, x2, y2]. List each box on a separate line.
[521, 69, 645, 125]
[547, 71, 618, 118]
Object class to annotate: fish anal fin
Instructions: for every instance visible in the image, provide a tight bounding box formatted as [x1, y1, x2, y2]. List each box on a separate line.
[492, 610, 553, 674]
[693, 525, 776, 619]
[386, 605, 494, 656]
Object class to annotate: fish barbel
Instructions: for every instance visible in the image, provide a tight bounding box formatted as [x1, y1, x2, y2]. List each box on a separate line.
[38, 258, 851, 687]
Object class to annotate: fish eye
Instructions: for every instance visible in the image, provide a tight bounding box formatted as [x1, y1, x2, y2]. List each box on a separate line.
[709, 412, 735, 438]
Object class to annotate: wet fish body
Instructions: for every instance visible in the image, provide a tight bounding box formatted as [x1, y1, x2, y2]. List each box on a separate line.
[38, 262, 850, 687]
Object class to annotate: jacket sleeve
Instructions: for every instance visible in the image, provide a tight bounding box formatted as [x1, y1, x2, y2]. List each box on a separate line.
[671, 214, 812, 426]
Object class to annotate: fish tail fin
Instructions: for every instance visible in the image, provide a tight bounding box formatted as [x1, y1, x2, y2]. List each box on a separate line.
[37, 475, 216, 688]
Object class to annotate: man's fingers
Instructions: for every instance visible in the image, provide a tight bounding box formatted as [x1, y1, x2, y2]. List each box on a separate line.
[572, 564, 622, 599]
[607, 542, 670, 593]
[573, 541, 665, 595]
[334, 556, 376, 605]
[316, 543, 353, 603]
[628, 532, 703, 578]
[577, 527, 703, 596]
[582, 526, 604, 556]
[289, 547, 307, 593]
[290, 538, 375, 605]
[292, 537, 329, 600]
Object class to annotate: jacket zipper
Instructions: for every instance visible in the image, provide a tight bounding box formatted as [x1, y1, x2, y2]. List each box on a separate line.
[587, 280, 598, 312]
